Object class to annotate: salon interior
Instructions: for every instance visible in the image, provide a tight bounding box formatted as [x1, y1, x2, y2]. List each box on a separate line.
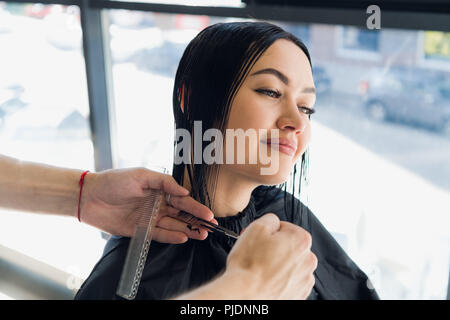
[0, 0, 449, 300]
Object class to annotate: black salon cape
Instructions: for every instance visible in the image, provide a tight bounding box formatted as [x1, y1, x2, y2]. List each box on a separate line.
[75, 187, 379, 300]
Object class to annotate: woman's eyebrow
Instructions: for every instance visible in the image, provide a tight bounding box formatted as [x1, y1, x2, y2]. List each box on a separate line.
[250, 67, 316, 94]
[251, 68, 290, 85]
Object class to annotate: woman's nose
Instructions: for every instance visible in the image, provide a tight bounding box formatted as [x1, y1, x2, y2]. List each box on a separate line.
[276, 101, 307, 134]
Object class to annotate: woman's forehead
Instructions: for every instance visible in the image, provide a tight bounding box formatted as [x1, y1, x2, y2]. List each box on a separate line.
[249, 39, 313, 87]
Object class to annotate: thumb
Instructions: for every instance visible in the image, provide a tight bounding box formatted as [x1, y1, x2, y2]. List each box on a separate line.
[246, 213, 281, 235]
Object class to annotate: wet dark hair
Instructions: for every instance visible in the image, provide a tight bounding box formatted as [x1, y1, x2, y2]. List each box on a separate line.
[172, 21, 312, 220]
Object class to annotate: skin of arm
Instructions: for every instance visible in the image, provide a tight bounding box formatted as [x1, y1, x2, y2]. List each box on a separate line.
[0, 154, 82, 217]
[0, 154, 215, 242]
[173, 269, 260, 300]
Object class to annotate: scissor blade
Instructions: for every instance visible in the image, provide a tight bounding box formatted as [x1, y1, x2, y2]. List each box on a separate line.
[178, 211, 240, 240]
[197, 218, 240, 239]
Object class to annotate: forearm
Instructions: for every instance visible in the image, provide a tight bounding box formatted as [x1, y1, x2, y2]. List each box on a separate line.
[173, 269, 260, 300]
[0, 154, 84, 217]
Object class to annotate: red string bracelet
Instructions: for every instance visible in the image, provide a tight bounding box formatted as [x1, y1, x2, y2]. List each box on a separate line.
[77, 170, 89, 222]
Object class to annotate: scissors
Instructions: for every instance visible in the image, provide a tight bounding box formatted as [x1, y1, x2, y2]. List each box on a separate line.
[177, 211, 240, 240]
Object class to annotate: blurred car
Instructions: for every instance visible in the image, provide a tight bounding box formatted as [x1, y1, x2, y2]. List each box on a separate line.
[359, 67, 450, 135]
[0, 84, 29, 128]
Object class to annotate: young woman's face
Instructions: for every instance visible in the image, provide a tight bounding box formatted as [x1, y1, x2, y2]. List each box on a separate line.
[223, 39, 315, 185]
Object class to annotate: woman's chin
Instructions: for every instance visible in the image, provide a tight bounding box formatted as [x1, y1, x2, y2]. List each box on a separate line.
[257, 174, 290, 186]
[223, 160, 295, 186]
[255, 164, 293, 185]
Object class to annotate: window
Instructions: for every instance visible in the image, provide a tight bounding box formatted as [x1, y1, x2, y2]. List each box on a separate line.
[420, 31, 450, 71]
[279, 23, 311, 48]
[109, 0, 244, 6]
[311, 25, 450, 299]
[424, 31, 450, 62]
[1, 0, 448, 300]
[337, 26, 381, 61]
[341, 26, 380, 52]
[0, 2, 105, 297]
[108, 10, 235, 170]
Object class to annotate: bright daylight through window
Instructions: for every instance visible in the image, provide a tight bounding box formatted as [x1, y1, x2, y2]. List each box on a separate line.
[0, 2, 103, 299]
[0, 0, 449, 300]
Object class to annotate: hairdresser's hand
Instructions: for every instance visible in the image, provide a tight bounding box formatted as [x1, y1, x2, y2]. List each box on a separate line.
[155, 192, 218, 243]
[79, 168, 215, 242]
[224, 214, 318, 299]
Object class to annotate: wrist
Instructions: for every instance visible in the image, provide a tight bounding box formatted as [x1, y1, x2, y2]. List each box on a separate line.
[219, 268, 262, 300]
[78, 170, 96, 222]
[184, 268, 260, 300]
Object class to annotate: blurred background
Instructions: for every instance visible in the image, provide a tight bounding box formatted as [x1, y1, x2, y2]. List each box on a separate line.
[0, 0, 449, 299]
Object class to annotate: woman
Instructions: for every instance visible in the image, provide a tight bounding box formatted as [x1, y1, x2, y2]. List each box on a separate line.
[75, 22, 379, 300]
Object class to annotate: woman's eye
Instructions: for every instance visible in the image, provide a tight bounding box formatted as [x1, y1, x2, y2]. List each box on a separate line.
[257, 89, 281, 98]
[298, 106, 315, 115]
[256, 89, 315, 116]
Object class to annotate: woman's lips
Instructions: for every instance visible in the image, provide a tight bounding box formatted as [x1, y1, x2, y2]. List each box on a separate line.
[261, 138, 297, 156]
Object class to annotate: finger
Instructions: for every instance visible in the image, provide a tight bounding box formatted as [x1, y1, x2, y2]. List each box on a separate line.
[161, 208, 217, 234]
[166, 209, 217, 225]
[143, 171, 189, 197]
[159, 204, 181, 217]
[167, 195, 214, 221]
[279, 223, 312, 253]
[158, 216, 208, 240]
[248, 213, 280, 235]
[200, 218, 218, 233]
[278, 220, 303, 233]
[153, 227, 188, 244]
[279, 222, 311, 242]
[159, 216, 209, 240]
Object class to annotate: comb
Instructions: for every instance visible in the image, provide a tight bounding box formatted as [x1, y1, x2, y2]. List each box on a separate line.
[116, 188, 163, 300]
